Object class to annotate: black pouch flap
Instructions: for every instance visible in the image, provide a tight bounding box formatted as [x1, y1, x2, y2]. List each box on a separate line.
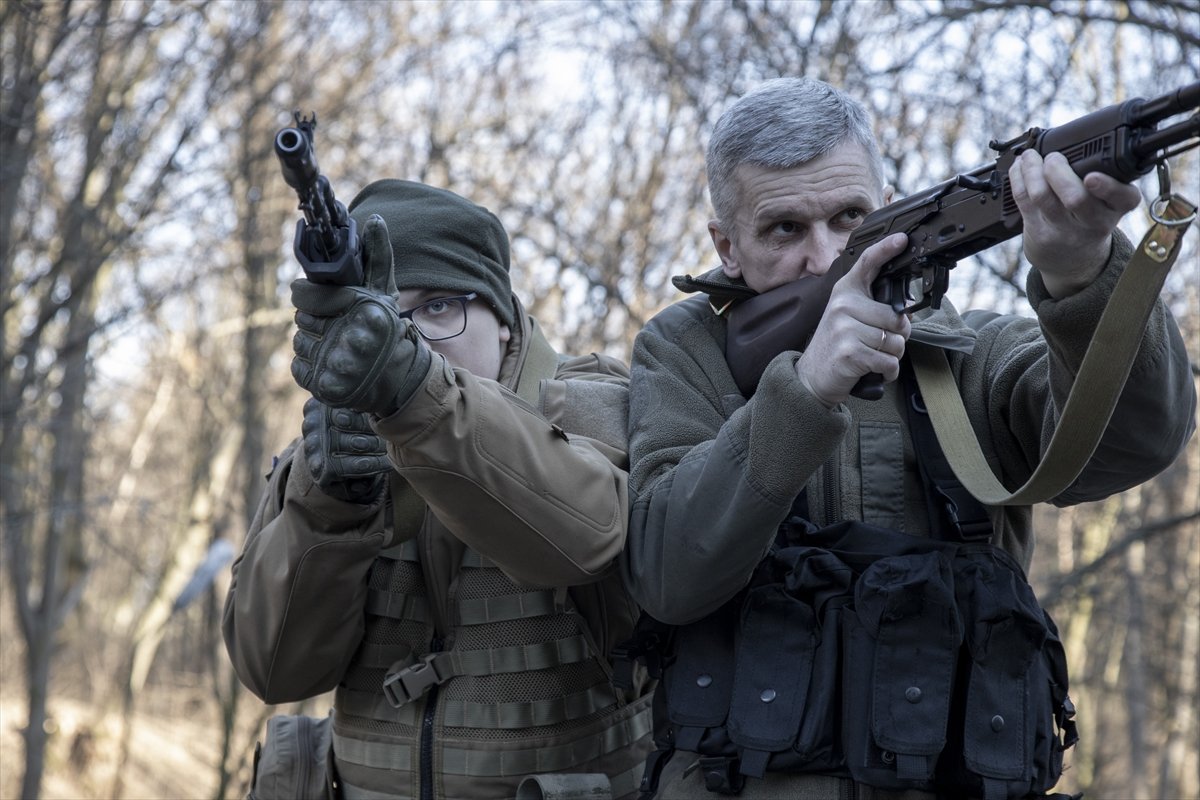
[955, 549, 1050, 781]
[666, 599, 739, 729]
[727, 585, 816, 754]
[856, 551, 962, 776]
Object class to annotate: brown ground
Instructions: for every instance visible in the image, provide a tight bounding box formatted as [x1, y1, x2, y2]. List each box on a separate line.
[1, 691, 255, 800]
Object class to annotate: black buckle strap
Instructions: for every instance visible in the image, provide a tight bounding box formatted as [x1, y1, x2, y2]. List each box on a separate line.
[612, 619, 673, 689]
[637, 747, 675, 800]
[933, 484, 992, 541]
[382, 653, 454, 708]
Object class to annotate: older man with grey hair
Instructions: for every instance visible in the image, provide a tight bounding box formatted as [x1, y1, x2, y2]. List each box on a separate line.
[620, 78, 1194, 799]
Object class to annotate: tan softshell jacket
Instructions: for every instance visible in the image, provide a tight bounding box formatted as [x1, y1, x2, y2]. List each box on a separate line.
[623, 231, 1196, 626]
[224, 297, 652, 799]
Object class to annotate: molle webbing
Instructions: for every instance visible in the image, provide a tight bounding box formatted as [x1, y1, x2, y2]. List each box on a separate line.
[384, 635, 595, 698]
[438, 683, 619, 729]
[336, 531, 651, 798]
[336, 686, 421, 724]
[335, 757, 647, 800]
[364, 591, 428, 623]
[460, 548, 494, 568]
[333, 702, 652, 777]
[456, 589, 563, 625]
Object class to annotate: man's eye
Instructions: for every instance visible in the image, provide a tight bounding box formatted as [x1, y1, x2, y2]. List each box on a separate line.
[837, 209, 867, 226]
[773, 221, 798, 234]
[423, 300, 452, 316]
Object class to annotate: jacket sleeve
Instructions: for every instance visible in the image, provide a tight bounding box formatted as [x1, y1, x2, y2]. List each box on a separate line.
[957, 230, 1196, 506]
[371, 354, 628, 588]
[222, 440, 389, 704]
[621, 304, 850, 625]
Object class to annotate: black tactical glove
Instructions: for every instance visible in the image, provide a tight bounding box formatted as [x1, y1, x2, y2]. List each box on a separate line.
[301, 397, 391, 503]
[291, 214, 431, 416]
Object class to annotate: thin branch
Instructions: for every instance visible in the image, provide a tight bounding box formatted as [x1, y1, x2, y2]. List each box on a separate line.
[1039, 509, 1200, 608]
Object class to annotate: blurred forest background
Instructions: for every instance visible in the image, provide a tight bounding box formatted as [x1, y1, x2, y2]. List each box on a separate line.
[2, 0, 1198, 798]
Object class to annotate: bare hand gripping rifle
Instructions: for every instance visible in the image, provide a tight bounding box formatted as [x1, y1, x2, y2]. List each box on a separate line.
[725, 82, 1200, 399]
[275, 112, 363, 285]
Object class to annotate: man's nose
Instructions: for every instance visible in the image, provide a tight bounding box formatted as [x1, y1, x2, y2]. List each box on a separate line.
[801, 227, 842, 277]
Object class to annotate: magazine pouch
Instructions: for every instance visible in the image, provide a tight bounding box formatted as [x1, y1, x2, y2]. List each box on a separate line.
[948, 546, 1074, 800]
[664, 599, 739, 755]
[843, 550, 962, 789]
[725, 583, 816, 778]
[249, 713, 332, 800]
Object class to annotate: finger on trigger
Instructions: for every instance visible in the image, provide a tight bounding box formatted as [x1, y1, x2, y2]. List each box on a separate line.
[853, 231, 908, 286]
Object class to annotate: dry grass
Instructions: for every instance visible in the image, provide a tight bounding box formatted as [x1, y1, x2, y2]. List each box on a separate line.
[1, 689, 258, 800]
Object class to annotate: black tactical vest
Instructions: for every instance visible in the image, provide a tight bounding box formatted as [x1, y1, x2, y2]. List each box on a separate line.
[623, 368, 1078, 800]
[640, 521, 1076, 800]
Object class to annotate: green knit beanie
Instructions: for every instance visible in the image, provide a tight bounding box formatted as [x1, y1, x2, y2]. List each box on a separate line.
[347, 179, 516, 329]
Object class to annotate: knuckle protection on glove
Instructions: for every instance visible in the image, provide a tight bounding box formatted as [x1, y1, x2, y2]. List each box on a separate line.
[330, 407, 352, 425]
[330, 428, 383, 455]
[297, 394, 390, 496]
[291, 358, 313, 390]
[348, 433, 380, 453]
[293, 330, 320, 363]
[309, 298, 406, 410]
[294, 310, 326, 333]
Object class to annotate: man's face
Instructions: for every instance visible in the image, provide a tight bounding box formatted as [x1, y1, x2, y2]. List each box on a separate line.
[710, 141, 891, 294]
[395, 288, 511, 382]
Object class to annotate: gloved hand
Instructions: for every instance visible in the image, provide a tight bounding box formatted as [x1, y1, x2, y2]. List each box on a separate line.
[301, 397, 391, 503]
[291, 214, 431, 416]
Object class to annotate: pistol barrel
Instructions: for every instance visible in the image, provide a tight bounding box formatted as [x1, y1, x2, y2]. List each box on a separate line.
[275, 127, 320, 192]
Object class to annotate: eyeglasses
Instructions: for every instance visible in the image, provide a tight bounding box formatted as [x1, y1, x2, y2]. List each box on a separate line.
[397, 292, 478, 341]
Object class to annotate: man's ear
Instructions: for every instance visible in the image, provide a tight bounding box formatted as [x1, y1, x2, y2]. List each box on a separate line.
[883, 184, 895, 205]
[499, 324, 512, 345]
[709, 220, 740, 279]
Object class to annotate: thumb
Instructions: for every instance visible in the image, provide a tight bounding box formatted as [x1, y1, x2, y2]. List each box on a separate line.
[361, 214, 398, 296]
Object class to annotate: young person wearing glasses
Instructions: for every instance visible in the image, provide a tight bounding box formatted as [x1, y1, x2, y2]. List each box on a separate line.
[224, 180, 653, 800]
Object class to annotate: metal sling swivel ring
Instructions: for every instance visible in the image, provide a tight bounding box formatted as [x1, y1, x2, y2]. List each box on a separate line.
[1149, 161, 1198, 228]
[1143, 161, 1198, 264]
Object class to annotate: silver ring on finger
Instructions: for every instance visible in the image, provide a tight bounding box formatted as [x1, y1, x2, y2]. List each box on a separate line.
[877, 328, 887, 351]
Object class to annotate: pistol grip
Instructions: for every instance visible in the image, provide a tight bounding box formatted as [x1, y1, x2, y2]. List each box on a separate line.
[851, 372, 885, 400]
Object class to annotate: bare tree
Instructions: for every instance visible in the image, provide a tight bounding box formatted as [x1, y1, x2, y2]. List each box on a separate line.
[0, 1, 241, 794]
[2, 1, 1195, 796]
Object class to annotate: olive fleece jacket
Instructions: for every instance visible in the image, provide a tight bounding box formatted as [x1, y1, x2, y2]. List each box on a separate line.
[223, 297, 637, 704]
[623, 231, 1196, 625]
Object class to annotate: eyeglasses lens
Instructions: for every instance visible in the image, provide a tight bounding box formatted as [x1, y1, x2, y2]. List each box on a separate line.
[412, 297, 468, 341]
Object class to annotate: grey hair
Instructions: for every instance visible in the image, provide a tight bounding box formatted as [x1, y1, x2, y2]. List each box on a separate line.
[706, 78, 886, 230]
